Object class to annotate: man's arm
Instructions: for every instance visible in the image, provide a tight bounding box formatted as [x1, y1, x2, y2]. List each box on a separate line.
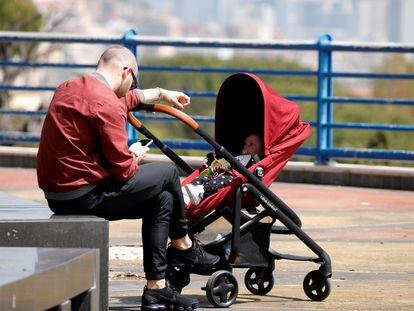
[140, 88, 190, 110]
[95, 101, 137, 181]
[122, 88, 190, 111]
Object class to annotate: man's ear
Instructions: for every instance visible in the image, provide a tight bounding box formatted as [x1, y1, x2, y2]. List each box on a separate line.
[121, 69, 128, 80]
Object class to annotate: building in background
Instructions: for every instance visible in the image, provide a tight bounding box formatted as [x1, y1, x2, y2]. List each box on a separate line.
[28, 0, 414, 93]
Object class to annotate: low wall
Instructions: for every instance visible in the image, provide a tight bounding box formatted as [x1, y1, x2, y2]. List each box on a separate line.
[1, 146, 413, 191]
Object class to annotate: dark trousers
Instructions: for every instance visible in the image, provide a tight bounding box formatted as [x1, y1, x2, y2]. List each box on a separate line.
[47, 163, 188, 280]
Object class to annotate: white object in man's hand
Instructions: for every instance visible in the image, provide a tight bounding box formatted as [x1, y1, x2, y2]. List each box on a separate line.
[129, 141, 149, 164]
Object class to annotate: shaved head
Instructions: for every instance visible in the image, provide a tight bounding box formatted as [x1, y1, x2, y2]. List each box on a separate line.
[97, 45, 137, 70]
[95, 45, 138, 98]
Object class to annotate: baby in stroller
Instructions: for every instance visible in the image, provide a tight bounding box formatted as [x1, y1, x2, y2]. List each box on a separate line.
[182, 134, 264, 205]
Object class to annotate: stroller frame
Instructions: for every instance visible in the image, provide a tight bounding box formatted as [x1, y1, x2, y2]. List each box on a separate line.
[128, 103, 332, 307]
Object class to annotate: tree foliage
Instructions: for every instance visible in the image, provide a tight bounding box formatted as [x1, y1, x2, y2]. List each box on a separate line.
[139, 54, 413, 163]
[0, 0, 43, 109]
[140, 54, 318, 149]
[369, 55, 414, 153]
[0, 0, 44, 133]
[0, 0, 43, 67]
[0, 0, 42, 31]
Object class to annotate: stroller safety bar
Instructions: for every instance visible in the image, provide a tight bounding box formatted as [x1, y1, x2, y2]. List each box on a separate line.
[127, 108, 195, 175]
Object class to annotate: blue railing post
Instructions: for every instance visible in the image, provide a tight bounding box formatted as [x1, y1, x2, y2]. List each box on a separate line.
[316, 34, 333, 165]
[123, 28, 139, 143]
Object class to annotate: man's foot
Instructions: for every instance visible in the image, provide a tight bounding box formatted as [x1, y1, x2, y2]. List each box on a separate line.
[141, 284, 198, 311]
[167, 239, 220, 273]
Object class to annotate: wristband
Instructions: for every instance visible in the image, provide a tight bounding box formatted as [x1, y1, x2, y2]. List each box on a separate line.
[135, 89, 146, 103]
[156, 87, 163, 102]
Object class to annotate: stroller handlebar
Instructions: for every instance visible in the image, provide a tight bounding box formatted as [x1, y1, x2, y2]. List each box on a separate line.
[127, 111, 143, 129]
[130, 103, 199, 130]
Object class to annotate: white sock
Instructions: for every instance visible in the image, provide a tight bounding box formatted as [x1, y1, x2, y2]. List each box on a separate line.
[184, 184, 205, 205]
[182, 186, 191, 205]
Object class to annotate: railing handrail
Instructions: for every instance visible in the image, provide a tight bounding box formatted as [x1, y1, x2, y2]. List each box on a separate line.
[2, 31, 414, 52]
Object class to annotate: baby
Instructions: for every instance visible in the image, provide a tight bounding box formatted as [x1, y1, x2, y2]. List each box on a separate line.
[182, 134, 263, 205]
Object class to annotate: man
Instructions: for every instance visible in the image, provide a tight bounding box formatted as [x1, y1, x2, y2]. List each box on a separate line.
[37, 45, 219, 311]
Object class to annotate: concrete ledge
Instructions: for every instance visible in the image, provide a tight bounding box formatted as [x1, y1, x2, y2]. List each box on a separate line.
[0, 247, 99, 310]
[0, 192, 109, 310]
[1, 146, 413, 190]
[278, 161, 414, 191]
[0, 146, 37, 168]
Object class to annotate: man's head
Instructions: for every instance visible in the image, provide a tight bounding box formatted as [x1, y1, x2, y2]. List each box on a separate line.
[242, 134, 263, 158]
[96, 45, 138, 98]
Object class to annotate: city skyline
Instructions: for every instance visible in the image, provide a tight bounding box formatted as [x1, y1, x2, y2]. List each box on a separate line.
[13, 0, 413, 99]
[33, 0, 414, 43]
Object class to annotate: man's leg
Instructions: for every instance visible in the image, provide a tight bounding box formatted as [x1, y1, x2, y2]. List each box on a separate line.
[48, 162, 217, 310]
[138, 164, 220, 271]
[140, 192, 208, 311]
[141, 191, 173, 283]
[79, 164, 200, 310]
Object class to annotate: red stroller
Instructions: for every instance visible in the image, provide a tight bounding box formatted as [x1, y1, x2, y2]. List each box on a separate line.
[128, 73, 332, 308]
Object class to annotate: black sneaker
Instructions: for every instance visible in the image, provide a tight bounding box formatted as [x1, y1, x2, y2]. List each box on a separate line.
[141, 284, 199, 311]
[167, 239, 220, 273]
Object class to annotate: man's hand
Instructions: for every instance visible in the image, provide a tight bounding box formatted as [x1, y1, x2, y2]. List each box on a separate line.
[129, 141, 149, 164]
[159, 88, 190, 110]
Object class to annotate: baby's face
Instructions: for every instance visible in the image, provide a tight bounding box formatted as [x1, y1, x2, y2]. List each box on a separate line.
[242, 135, 263, 157]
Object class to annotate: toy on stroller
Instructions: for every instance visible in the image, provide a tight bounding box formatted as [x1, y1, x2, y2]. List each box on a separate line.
[128, 73, 332, 308]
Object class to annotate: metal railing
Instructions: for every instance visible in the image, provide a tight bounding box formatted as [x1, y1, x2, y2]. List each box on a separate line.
[0, 30, 414, 164]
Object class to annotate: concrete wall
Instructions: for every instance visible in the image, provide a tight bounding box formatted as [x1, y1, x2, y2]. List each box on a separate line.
[1, 146, 413, 191]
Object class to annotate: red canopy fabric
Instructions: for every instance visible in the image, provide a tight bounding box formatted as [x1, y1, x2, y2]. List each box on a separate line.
[184, 73, 311, 222]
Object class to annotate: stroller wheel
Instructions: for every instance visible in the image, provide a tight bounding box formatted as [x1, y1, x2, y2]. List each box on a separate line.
[166, 266, 190, 293]
[206, 270, 238, 308]
[303, 270, 331, 301]
[244, 267, 274, 295]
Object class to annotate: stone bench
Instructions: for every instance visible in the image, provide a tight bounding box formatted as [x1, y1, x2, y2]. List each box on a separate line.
[0, 192, 109, 310]
[0, 247, 99, 310]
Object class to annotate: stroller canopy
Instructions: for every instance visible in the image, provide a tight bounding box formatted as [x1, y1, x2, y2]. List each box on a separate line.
[215, 73, 310, 158]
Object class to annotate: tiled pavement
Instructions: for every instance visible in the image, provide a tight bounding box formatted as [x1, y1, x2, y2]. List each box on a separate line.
[1, 167, 413, 310]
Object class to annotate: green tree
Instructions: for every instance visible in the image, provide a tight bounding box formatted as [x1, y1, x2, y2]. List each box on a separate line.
[0, 0, 43, 90]
[139, 54, 318, 156]
[0, 0, 42, 31]
[369, 55, 414, 154]
[373, 55, 414, 100]
[138, 54, 413, 165]
[0, 0, 43, 133]
[322, 54, 413, 165]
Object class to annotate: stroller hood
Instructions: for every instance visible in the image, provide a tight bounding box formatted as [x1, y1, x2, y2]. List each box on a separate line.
[215, 73, 311, 157]
[184, 73, 311, 222]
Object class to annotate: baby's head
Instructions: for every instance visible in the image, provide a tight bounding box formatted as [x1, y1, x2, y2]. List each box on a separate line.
[242, 134, 263, 158]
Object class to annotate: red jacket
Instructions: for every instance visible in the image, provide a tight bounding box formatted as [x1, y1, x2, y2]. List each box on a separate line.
[37, 74, 141, 192]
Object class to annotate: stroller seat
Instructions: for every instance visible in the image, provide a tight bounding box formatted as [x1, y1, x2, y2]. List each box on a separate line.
[183, 72, 311, 223]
